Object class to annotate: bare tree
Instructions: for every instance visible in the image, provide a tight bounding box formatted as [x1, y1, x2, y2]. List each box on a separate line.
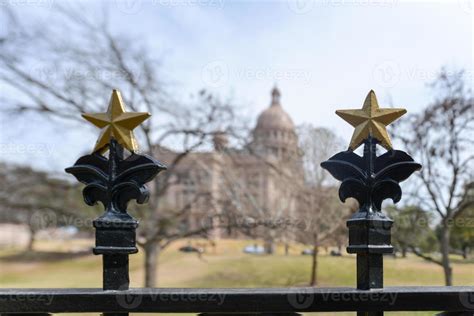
[0, 6, 243, 286]
[394, 69, 473, 285]
[0, 163, 93, 250]
[296, 125, 352, 286]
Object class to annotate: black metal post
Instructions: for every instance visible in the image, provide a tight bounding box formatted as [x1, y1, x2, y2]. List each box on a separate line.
[66, 133, 165, 313]
[346, 137, 393, 316]
[102, 254, 131, 290]
[347, 209, 392, 316]
[64, 94, 166, 315]
[92, 139, 137, 316]
[321, 135, 421, 316]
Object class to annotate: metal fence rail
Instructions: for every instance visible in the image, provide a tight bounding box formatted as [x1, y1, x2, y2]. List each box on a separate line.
[0, 287, 472, 314]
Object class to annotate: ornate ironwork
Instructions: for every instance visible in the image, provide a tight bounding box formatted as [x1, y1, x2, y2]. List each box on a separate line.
[321, 136, 421, 213]
[81, 89, 151, 153]
[65, 90, 166, 313]
[321, 91, 422, 316]
[66, 139, 166, 221]
[335, 90, 406, 150]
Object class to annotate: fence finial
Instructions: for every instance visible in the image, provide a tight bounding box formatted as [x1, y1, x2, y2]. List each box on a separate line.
[321, 91, 421, 301]
[335, 90, 406, 150]
[65, 90, 166, 294]
[82, 89, 151, 153]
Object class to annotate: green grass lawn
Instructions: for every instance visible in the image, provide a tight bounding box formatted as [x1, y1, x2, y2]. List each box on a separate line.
[1, 239, 473, 316]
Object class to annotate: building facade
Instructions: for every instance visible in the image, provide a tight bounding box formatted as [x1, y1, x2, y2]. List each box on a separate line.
[155, 87, 304, 240]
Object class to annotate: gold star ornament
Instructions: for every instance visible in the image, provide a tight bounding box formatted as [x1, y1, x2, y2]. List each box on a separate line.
[82, 90, 150, 153]
[336, 90, 406, 150]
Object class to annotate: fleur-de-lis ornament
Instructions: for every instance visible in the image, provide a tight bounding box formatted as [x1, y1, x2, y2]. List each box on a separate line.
[66, 90, 166, 218]
[321, 90, 421, 212]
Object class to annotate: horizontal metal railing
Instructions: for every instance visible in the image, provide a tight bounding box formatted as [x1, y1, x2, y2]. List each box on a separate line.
[0, 286, 472, 314]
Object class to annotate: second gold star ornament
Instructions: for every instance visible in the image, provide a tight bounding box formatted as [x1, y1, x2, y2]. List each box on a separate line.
[82, 90, 150, 153]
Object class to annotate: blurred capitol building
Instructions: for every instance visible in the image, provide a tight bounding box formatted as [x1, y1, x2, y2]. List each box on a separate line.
[155, 87, 305, 239]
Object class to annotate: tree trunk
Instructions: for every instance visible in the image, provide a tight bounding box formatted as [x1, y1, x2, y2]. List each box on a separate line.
[284, 243, 289, 256]
[27, 227, 36, 251]
[440, 225, 453, 286]
[462, 245, 468, 259]
[401, 247, 407, 258]
[310, 244, 319, 286]
[263, 237, 275, 254]
[144, 240, 161, 287]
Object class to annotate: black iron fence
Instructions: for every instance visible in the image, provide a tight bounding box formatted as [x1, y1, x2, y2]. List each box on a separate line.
[0, 90, 472, 315]
[1, 287, 473, 315]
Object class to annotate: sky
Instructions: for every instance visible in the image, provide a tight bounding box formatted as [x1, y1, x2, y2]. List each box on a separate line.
[0, 0, 472, 172]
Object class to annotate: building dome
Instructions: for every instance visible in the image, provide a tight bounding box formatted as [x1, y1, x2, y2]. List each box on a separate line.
[255, 87, 295, 132]
[251, 87, 298, 161]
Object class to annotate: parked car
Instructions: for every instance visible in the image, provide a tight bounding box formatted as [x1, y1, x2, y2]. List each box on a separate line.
[243, 244, 265, 254]
[301, 248, 314, 255]
[179, 245, 200, 253]
[330, 250, 342, 256]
